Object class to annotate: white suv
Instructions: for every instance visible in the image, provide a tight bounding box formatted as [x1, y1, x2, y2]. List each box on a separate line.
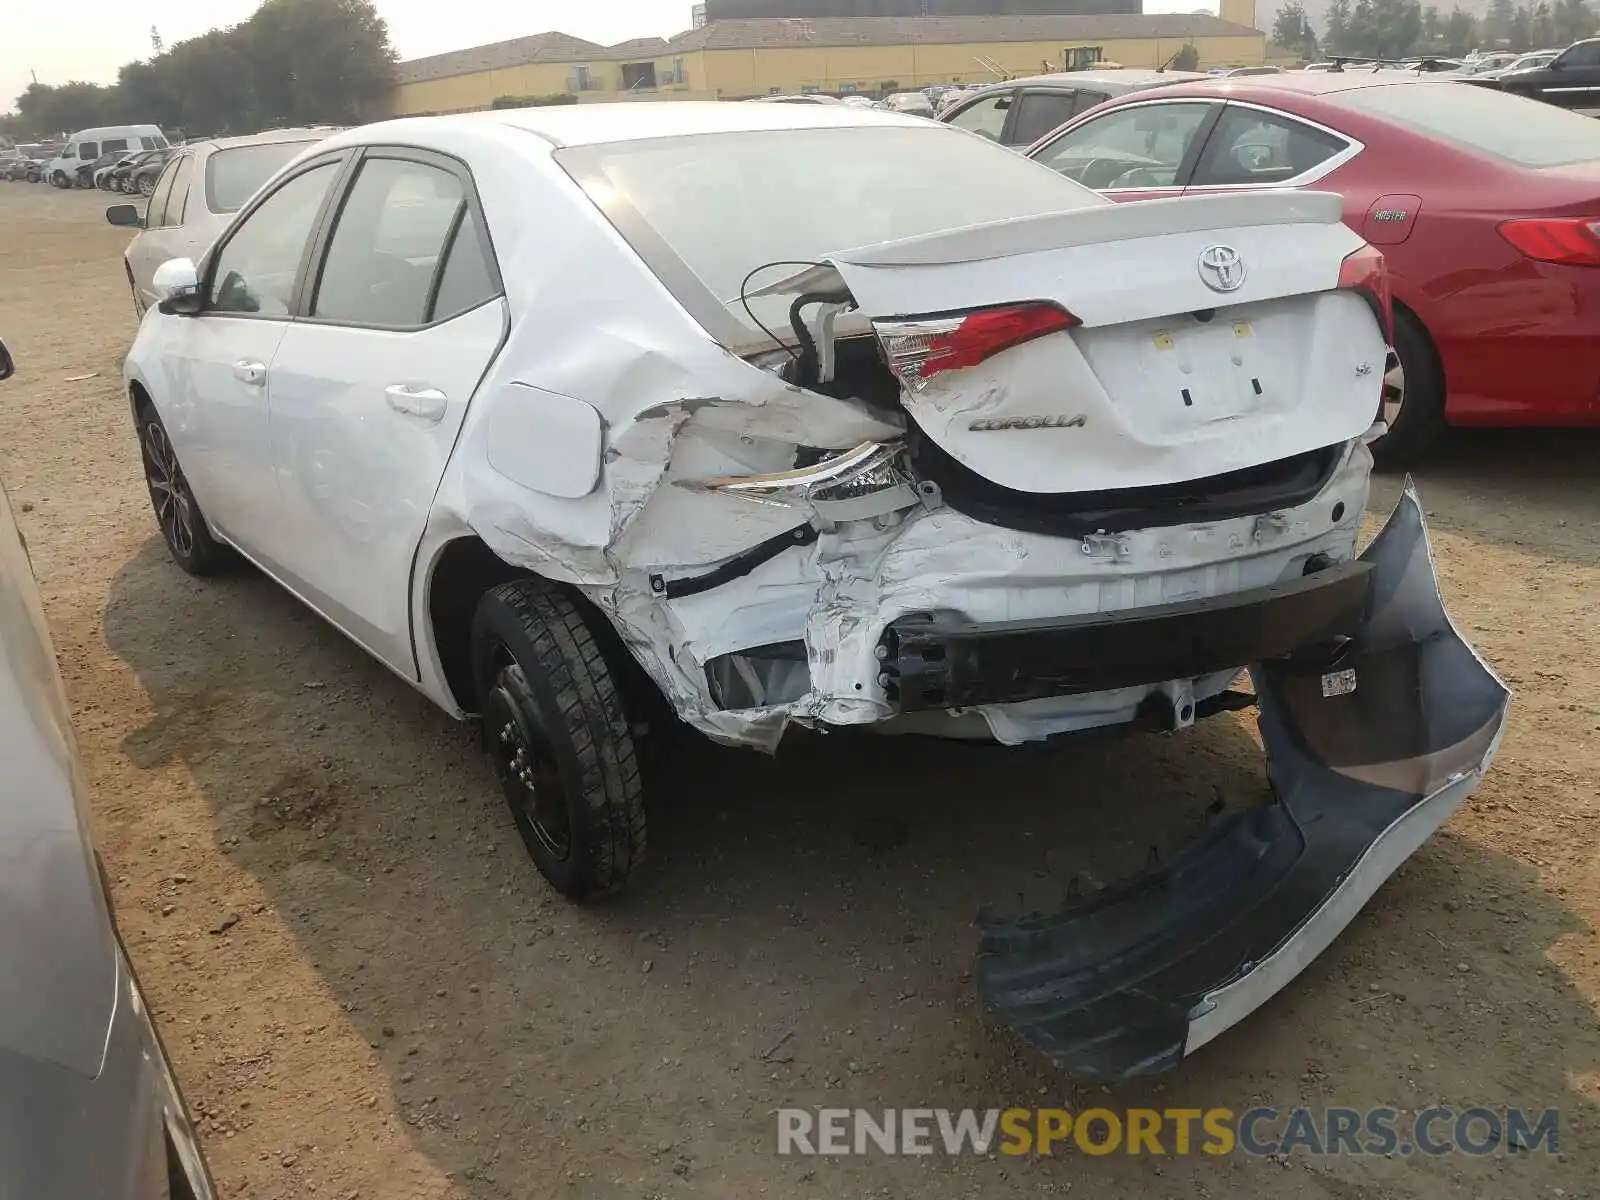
[121, 103, 1508, 1080]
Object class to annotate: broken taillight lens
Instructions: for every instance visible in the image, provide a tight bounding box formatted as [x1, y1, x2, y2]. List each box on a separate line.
[1497, 217, 1600, 266]
[874, 302, 1079, 392]
[1337, 243, 1393, 346]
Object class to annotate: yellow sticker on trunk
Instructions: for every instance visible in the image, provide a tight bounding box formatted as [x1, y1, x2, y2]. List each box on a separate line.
[1153, 331, 1174, 350]
[1233, 321, 1252, 338]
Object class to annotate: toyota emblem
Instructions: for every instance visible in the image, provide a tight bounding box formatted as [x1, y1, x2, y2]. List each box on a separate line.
[1197, 244, 1247, 293]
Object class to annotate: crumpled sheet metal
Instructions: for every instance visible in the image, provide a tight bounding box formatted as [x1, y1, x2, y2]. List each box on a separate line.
[974, 482, 1511, 1080]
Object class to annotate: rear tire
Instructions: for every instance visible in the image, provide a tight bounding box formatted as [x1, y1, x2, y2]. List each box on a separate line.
[1372, 308, 1446, 468]
[135, 402, 232, 576]
[471, 579, 646, 902]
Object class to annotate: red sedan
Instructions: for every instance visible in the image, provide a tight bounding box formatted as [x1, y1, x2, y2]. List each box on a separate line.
[1025, 72, 1600, 461]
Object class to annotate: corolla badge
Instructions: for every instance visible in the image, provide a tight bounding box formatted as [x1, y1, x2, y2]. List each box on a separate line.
[968, 414, 1087, 431]
[1197, 244, 1247, 293]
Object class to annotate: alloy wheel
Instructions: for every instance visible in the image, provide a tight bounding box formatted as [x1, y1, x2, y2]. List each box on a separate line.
[140, 419, 196, 560]
[1382, 352, 1405, 427]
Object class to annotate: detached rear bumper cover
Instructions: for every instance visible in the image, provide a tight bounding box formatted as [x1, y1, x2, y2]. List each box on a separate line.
[976, 484, 1510, 1080]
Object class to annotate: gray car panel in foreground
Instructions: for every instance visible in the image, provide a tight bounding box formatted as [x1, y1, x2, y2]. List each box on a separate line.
[975, 484, 1510, 1080]
[0, 335, 215, 1198]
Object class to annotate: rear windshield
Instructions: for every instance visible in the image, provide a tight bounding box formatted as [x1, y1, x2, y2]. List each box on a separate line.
[1327, 81, 1600, 167]
[558, 125, 1101, 338]
[205, 140, 315, 213]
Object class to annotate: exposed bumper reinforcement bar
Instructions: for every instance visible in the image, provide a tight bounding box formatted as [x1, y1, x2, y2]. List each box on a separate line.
[974, 483, 1510, 1080]
[879, 558, 1372, 711]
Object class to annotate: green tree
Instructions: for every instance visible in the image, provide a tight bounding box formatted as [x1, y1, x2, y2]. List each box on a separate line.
[15, 80, 116, 135]
[1486, 0, 1516, 41]
[1420, 3, 1443, 44]
[163, 27, 260, 135]
[1172, 42, 1201, 70]
[1326, 0, 1354, 53]
[1340, 0, 1422, 57]
[1272, 1, 1319, 56]
[115, 61, 180, 127]
[1552, 0, 1596, 41]
[247, 0, 396, 126]
[1443, 5, 1480, 52]
[2, 0, 395, 139]
[1375, 0, 1423, 55]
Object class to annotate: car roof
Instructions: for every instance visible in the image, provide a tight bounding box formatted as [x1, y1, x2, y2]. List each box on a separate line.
[1105, 71, 1451, 100]
[344, 101, 933, 150]
[186, 127, 342, 154]
[964, 69, 1209, 96]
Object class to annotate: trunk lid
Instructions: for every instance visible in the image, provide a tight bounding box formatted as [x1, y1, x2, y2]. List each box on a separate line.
[764, 190, 1387, 495]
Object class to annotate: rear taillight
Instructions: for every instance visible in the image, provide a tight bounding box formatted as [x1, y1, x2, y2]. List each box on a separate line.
[874, 302, 1079, 392]
[1497, 217, 1600, 266]
[1338, 243, 1393, 345]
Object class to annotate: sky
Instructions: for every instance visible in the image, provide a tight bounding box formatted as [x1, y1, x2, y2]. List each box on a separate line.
[3, 0, 1222, 113]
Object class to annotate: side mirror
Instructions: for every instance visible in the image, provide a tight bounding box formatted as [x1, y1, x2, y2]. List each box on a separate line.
[0, 337, 13, 383]
[106, 203, 144, 229]
[153, 258, 201, 316]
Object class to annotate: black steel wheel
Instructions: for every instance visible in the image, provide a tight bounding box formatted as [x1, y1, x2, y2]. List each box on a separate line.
[136, 404, 231, 576]
[471, 579, 646, 901]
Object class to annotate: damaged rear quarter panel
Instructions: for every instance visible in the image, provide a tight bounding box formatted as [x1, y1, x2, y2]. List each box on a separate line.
[414, 132, 900, 714]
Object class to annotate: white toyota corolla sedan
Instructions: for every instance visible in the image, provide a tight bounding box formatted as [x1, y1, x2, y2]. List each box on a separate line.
[123, 102, 1508, 1080]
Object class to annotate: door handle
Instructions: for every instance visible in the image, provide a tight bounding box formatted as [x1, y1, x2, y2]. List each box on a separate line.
[385, 384, 448, 424]
[232, 360, 267, 386]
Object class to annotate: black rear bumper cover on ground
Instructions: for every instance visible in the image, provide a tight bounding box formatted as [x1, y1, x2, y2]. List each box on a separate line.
[971, 484, 1511, 1080]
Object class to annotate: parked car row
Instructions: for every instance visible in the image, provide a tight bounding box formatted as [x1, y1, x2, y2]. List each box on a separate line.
[2, 125, 171, 187]
[0, 142, 60, 182]
[92, 149, 176, 194]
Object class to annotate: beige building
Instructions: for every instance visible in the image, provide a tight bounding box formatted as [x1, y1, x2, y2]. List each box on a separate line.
[386, 10, 1269, 117]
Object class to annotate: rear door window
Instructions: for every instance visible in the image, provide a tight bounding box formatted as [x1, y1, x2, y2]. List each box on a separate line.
[946, 92, 1013, 141]
[1032, 102, 1217, 190]
[206, 141, 317, 214]
[1190, 107, 1348, 186]
[146, 158, 180, 225]
[159, 155, 195, 227]
[429, 208, 500, 321]
[1010, 90, 1080, 145]
[1329, 80, 1600, 166]
[79, 141, 98, 160]
[103, 139, 129, 153]
[1072, 89, 1112, 116]
[312, 156, 469, 327]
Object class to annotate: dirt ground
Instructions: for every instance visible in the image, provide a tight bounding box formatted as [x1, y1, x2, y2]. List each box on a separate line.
[1, 183, 1597, 1200]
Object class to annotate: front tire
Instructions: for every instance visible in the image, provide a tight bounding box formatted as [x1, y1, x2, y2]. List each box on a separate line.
[137, 173, 155, 197]
[471, 580, 646, 901]
[1372, 309, 1446, 467]
[136, 403, 231, 576]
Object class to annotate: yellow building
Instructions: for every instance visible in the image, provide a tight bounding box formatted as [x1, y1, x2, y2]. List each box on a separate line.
[386, 11, 1269, 117]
